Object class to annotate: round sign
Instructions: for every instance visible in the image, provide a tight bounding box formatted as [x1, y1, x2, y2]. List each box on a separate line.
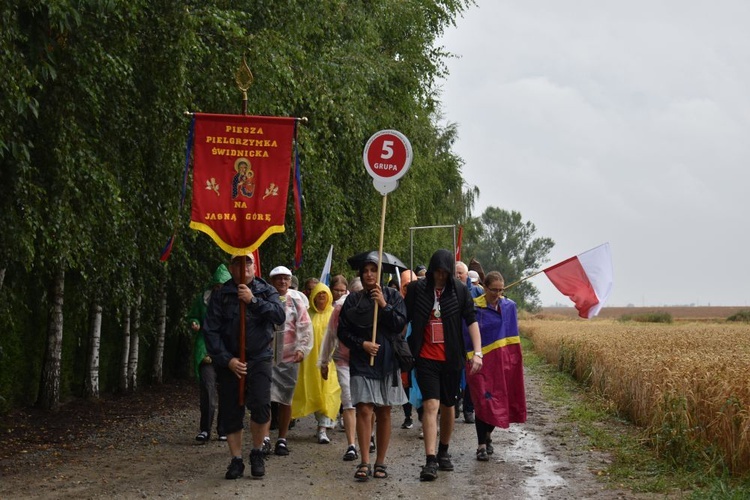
[363, 129, 413, 183]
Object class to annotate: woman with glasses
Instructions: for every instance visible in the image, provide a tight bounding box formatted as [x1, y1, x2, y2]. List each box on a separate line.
[464, 271, 527, 462]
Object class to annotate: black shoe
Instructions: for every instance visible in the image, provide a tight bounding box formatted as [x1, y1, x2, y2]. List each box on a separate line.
[250, 449, 265, 478]
[342, 444, 358, 461]
[463, 411, 475, 423]
[274, 439, 289, 456]
[401, 417, 414, 429]
[195, 431, 209, 442]
[420, 461, 438, 481]
[437, 453, 454, 471]
[225, 458, 244, 479]
[369, 436, 376, 453]
[476, 447, 489, 461]
[486, 437, 494, 455]
[262, 437, 272, 456]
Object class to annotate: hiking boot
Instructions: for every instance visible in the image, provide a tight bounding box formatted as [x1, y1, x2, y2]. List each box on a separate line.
[274, 439, 289, 456]
[342, 444, 358, 461]
[437, 453, 454, 471]
[250, 449, 265, 478]
[463, 411, 475, 423]
[476, 447, 489, 461]
[225, 458, 244, 480]
[401, 417, 414, 429]
[420, 461, 438, 481]
[262, 436, 272, 455]
[317, 429, 330, 444]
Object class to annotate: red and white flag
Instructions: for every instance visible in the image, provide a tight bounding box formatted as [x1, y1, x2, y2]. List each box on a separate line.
[544, 243, 613, 318]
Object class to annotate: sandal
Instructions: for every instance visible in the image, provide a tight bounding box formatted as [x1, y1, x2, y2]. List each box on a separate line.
[354, 462, 371, 481]
[373, 463, 388, 479]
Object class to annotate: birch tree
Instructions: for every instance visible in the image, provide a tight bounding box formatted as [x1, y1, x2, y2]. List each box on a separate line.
[38, 268, 64, 410]
[84, 301, 102, 399]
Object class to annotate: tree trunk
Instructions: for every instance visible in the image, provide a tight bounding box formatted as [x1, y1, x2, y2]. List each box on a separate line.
[152, 273, 167, 384]
[120, 310, 131, 392]
[0, 267, 5, 290]
[127, 292, 141, 392]
[84, 301, 102, 399]
[38, 267, 65, 410]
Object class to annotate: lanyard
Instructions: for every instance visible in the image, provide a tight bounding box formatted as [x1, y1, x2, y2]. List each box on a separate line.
[433, 288, 443, 318]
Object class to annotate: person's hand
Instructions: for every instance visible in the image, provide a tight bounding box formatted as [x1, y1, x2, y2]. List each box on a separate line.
[292, 350, 304, 363]
[363, 340, 380, 357]
[228, 357, 247, 378]
[237, 284, 254, 304]
[190, 321, 200, 331]
[320, 364, 329, 380]
[368, 284, 387, 308]
[469, 354, 483, 374]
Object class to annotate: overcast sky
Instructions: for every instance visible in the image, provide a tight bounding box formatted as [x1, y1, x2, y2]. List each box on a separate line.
[437, 0, 750, 307]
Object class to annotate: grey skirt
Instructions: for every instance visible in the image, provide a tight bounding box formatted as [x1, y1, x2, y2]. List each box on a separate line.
[271, 362, 299, 405]
[350, 372, 407, 407]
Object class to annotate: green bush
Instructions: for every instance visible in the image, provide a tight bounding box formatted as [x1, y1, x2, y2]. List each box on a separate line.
[619, 311, 673, 323]
[727, 310, 750, 322]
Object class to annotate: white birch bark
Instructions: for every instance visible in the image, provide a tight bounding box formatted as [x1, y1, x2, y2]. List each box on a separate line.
[120, 310, 131, 392]
[152, 274, 167, 384]
[127, 293, 141, 392]
[84, 301, 102, 399]
[39, 267, 65, 410]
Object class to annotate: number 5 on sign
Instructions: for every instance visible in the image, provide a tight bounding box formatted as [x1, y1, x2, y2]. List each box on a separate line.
[363, 129, 413, 195]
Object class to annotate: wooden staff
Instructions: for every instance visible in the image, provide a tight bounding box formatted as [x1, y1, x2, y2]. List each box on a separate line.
[370, 195, 388, 366]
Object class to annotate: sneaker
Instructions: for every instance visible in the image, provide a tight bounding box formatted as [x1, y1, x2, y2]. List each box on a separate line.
[401, 417, 414, 429]
[369, 435, 376, 453]
[218, 435, 227, 442]
[337, 414, 345, 432]
[343, 444, 358, 461]
[262, 436, 272, 455]
[250, 449, 265, 478]
[195, 431, 209, 442]
[420, 461, 438, 481]
[463, 411, 475, 424]
[317, 429, 330, 444]
[437, 453, 454, 471]
[275, 439, 289, 456]
[225, 457, 244, 479]
[476, 447, 489, 461]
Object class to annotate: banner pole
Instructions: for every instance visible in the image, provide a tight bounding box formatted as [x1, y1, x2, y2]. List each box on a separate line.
[503, 269, 544, 291]
[370, 194, 388, 366]
[235, 57, 254, 406]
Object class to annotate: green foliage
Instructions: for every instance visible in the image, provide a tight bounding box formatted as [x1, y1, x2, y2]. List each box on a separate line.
[727, 310, 750, 322]
[0, 0, 479, 410]
[462, 207, 554, 311]
[619, 312, 673, 323]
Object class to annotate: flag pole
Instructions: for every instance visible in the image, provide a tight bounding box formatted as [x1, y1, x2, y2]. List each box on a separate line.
[235, 57, 254, 406]
[503, 269, 544, 291]
[370, 194, 387, 366]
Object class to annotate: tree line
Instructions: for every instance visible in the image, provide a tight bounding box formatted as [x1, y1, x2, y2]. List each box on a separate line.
[0, 1, 552, 413]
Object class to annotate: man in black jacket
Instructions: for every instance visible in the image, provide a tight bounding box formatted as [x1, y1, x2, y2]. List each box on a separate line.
[404, 249, 483, 481]
[204, 253, 285, 480]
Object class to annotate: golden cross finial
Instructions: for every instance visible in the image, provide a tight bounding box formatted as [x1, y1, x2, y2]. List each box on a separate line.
[235, 56, 254, 99]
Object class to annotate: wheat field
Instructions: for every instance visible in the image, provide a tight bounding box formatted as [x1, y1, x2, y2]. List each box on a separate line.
[521, 316, 750, 475]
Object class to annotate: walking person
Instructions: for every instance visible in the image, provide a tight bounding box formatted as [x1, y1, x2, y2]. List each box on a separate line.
[404, 249, 483, 481]
[466, 271, 527, 461]
[203, 253, 285, 480]
[291, 282, 341, 443]
[337, 252, 408, 481]
[187, 264, 231, 443]
[267, 265, 313, 457]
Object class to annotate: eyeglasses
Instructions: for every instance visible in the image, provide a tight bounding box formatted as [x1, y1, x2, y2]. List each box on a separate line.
[231, 259, 254, 267]
[487, 287, 504, 294]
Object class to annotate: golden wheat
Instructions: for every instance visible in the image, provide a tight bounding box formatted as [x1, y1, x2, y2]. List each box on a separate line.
[522, 318, 750, 475]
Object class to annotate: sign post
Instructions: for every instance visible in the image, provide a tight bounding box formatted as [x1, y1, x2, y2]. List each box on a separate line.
[362, 130, 412, 365]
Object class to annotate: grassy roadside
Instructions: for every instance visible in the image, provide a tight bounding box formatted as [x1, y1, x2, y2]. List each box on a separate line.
[521, 336, 750, 499]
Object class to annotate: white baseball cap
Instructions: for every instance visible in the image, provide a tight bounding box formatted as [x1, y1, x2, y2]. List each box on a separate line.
[269, 265, 292, 277]
[468, 270, 480, 283]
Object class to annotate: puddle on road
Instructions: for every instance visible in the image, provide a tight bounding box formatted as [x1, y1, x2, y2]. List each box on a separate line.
[502, 426, 566, 498]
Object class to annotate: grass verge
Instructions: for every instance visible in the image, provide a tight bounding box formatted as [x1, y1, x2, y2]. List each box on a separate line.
[521, 336, 750, 499]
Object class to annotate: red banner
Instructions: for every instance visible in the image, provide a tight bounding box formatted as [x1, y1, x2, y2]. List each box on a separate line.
[189, 113, 297, 254]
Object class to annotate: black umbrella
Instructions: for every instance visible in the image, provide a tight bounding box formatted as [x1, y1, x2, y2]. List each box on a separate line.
[347, 250, 408, 275]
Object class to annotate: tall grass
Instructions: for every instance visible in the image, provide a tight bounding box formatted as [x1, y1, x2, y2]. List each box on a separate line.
[523, 319, 750, 477]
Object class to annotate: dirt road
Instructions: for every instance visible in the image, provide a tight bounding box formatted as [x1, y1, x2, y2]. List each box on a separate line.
[0, 370, 654, 499]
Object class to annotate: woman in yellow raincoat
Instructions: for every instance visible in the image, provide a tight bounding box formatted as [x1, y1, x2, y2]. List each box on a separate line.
[291, 282, 341, 443]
